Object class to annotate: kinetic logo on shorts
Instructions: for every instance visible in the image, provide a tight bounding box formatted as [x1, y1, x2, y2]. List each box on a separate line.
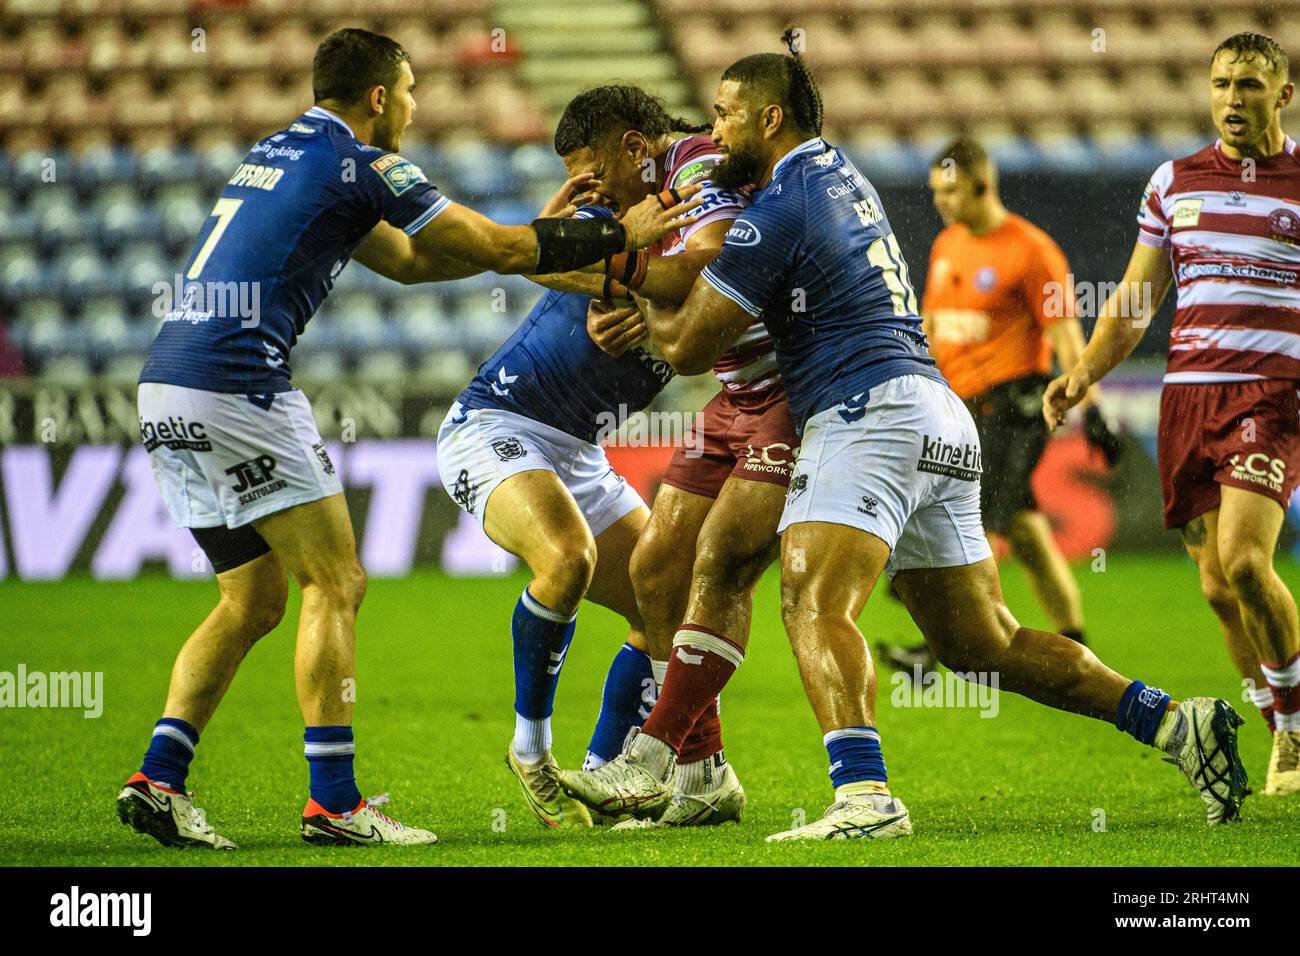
[918, 434, 982, 481]
[139, 416, 211, 453]
[225, 454, 287, 504]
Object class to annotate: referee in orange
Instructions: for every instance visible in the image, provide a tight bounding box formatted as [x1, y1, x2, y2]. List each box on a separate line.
[880, 138, 1119, 673]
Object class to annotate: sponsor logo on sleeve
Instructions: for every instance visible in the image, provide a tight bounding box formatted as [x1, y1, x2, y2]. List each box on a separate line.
[673, 160, 712, 186]
[725, 220, 762, 246]
[370, 154, 428, 196]
[1138, 181, 1155, 215]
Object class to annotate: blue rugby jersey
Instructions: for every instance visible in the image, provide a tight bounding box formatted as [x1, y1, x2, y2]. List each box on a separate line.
[455, 207, 676, 443]
[700, 137, 945, 431]
[140, 106, 450, 394]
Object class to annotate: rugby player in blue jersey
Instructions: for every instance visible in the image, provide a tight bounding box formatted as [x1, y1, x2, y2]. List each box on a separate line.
[439, 85, 768, 828]
[560, 35, 1252, 838]
[117, 29, 698, 849]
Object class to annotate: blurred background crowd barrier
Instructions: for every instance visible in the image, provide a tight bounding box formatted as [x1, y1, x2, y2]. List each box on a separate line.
[4, 0, 1299, 578]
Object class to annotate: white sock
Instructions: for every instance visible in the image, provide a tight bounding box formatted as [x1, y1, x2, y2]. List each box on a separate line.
[629, 732, 675, 782]
[1261, 656, 1300, 730]
[1154, 707, 1188, 757]
[512, 713, 551, 762]
[1249, 685, 1275, 712]
[676, 751, 725, 795]
[582, 751, 606, 771]
[651, 659, 668, 695]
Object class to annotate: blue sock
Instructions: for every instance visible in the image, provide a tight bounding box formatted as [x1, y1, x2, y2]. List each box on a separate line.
[139, 717, 199, 791]
[305, 726, 362, 813]
[513, 588, 577, 723]
[1115, 680, 1172, 746]
[585, 642, 654, 765]
[825, 727, 887, 788]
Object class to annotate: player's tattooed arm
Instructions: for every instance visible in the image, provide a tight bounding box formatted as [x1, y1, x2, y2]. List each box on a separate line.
[643, 277, 754, 375]
[1044, 240, 1172, 428]
[353, 220, 483, 283]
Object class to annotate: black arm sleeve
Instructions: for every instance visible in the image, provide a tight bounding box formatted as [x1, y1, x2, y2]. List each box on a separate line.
[531, 216, 627, 274]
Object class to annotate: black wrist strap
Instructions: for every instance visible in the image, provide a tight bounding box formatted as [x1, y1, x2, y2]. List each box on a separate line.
[532, 217, 627, 275]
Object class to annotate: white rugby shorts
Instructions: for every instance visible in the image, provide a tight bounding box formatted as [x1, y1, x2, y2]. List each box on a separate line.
[779, 374, 993, 577]
[437, 403, 644, 536]
[138, 382, 342, 529]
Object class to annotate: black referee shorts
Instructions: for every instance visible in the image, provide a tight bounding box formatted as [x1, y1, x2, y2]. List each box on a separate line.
[965, 374, 1052, 535]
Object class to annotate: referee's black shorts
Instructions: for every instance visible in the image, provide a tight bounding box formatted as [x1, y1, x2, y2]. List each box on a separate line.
[964, 374, 1051, 535]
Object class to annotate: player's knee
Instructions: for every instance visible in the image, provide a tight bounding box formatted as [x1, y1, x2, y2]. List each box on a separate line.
[693, 537, 771, 598]
[630, 531, 677, 605]
[222, 580, 288, 642]
[535, 537, 596, 603]
[1221, 546, 1273, 600]
[301, 558, 367, 613]
[1198, 569, 1239, 619]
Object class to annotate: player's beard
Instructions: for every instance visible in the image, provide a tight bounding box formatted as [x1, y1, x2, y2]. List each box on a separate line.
[712, 137, 763, 191]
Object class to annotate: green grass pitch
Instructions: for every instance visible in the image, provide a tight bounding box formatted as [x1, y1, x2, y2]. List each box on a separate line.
[2, 554, 1297, 867]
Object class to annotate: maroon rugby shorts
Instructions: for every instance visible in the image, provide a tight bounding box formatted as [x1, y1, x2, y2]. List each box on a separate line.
[661, 385, 800, 498]
[1158, 378, 1300, 528]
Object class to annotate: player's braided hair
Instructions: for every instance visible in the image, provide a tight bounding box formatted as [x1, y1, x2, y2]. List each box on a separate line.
[554, 85, 711, 156]
[1213, 32, 1289, 79]
[720, 31, 824, 137]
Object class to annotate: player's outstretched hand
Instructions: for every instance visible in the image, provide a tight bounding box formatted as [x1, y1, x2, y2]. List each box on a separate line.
[537, 172, 600, 219]
[587, 300, 646, 357]
[620, 183, 705, 251]
[1043, 367, 1091, 429]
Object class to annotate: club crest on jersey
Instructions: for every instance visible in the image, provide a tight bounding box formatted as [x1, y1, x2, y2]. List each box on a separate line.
[370, 154, 427, 196]
[1171, 198, 1203, 228]
[725, 220, 761, 246]
[1269, 208, 1300, 244]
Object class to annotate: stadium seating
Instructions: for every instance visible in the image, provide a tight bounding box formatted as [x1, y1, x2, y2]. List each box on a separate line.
[3, 0, 1298, 381]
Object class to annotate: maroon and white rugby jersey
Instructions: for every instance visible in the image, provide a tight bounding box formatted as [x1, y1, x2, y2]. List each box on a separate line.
[653, 135, 781, 394]
[1137, 136, 1300, 383]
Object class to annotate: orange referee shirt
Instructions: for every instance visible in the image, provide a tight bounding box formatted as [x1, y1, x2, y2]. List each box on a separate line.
[923, 212, 1073, 401]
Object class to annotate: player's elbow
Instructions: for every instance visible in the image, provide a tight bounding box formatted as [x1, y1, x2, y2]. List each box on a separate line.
[663, 340, 712, 376]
